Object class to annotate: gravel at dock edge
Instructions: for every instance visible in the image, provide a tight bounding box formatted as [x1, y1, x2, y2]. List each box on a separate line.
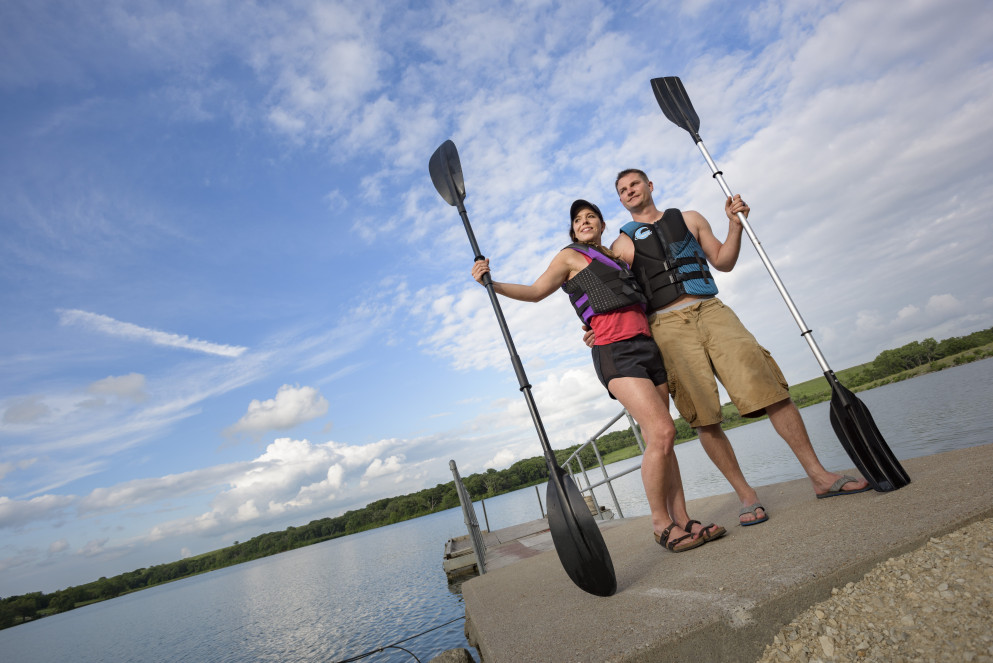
[756, 516, 993, 663]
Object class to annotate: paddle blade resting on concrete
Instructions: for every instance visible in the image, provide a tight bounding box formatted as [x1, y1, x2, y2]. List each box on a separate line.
[546, 466, 616, 597]
[828, 374, 911, 492]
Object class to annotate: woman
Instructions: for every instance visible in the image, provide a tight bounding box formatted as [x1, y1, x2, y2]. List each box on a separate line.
[471, 199, 725, 552]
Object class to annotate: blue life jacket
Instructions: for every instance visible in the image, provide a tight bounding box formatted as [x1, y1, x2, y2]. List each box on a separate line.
[620, 208, 718, 311]
[560, 243, 646, 324]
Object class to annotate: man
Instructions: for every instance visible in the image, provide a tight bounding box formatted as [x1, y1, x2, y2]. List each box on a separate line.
[595, 168, 869, 525]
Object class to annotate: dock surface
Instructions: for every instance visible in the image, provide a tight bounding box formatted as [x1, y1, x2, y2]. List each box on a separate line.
[461, 442, 993, 663]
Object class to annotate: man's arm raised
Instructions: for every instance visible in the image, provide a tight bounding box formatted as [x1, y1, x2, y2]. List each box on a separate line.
[683, 194, 748, 272]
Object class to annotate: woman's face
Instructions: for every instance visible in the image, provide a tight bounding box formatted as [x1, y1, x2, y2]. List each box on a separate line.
[571, 208, 604, 243]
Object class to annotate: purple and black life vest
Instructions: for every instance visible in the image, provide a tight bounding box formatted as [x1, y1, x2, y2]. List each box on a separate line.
[560, 243, 647, 324]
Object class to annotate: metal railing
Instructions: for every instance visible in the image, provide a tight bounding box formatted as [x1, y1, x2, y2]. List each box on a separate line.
[448, 408, 643, 575]
[449, 460, 487, 575]
[561, 408, 644, 519]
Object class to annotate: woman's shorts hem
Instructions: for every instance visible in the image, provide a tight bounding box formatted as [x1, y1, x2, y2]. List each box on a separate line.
[592, 334, 668, 400]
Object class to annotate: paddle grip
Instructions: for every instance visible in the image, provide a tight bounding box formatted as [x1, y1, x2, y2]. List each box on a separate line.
[511, 355, 531, 391]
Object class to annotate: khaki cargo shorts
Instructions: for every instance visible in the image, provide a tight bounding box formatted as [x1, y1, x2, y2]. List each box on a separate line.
[648, 297, 789, 428]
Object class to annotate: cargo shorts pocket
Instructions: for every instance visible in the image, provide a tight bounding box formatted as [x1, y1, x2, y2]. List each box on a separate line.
[666, 370, 698, 427]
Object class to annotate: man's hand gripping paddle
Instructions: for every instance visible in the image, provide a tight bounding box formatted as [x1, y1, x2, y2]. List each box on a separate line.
[429, 139, 617, 596]
[650, 77, 910, 492]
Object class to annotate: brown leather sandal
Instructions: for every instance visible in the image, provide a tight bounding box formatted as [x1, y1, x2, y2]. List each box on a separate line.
[681, 519, 727, 543]
[654, 523, 706, 553]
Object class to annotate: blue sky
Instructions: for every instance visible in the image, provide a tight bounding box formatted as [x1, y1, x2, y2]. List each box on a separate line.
[2, 0, 992, 596]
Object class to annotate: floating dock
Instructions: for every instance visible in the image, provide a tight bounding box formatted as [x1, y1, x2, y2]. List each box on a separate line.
[460, 442, 993, 663]
[444, 497, 613, 581]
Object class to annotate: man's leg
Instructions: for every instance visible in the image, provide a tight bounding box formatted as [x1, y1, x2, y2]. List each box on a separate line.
[697, 423, 764, 524]
[649, 301, 768, 524]
[765, 398, 869, 495]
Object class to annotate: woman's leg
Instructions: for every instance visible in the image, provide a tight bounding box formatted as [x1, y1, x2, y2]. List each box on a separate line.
[607, 377, 688, 540]
[642, 384, 700, 538]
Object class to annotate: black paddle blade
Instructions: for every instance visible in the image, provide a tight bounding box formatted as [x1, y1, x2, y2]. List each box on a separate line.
[827, 373, 910, 492]
[545, 468, 616, 597]
[650, 76, 702, 141]
[428, 139, 466, 207]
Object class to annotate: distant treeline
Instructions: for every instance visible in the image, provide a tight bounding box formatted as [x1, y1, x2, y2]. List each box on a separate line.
[846, 327, 993, 387]
[3, 326, 991, 629]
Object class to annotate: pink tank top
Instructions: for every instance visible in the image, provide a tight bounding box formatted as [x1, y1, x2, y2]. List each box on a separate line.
[590, 305, 650, 345]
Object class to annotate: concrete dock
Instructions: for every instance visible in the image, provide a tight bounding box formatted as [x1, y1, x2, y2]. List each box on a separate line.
[461, 442, 993, 662]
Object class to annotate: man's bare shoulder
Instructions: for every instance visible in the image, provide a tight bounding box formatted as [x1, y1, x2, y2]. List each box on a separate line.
[609, 231, 635, 263]
[681, 210, 712, 235]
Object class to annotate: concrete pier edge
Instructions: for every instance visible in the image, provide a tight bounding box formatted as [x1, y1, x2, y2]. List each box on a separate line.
[461, 442, 993, 663]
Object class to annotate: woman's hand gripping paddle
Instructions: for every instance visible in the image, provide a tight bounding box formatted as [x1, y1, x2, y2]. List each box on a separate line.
[429, 139, 617, 596]
[649, 76, 910, 492]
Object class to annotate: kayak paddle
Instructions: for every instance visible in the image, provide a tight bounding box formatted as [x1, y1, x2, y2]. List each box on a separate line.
[429, 139, 617, 596]
[649, 76, 910, 492]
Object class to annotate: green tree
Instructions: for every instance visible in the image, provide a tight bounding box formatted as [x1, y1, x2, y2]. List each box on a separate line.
[49, 591, 76, 614]
[0, 602, 14, 629]
[482, 468, 507, 495]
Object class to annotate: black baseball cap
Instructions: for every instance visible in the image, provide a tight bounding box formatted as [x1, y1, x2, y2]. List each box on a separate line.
[570, 199, 603, 222]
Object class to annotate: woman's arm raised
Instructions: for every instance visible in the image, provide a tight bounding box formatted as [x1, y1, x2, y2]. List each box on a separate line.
[471, 250, 580, 302]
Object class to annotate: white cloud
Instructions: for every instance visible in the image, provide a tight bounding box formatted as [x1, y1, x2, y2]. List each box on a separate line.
[49, 538, 69, 555]
[225, 385, 329, 436]
[0, 494, 76, 530]
[145, 437, 371, 540]
[58, 309, 247, 357]
[86, 373, 148, 403]
[898, 305, 920, 320]
[78, 538, 110, 558]
[258, 2, 390, 140]
[0, 458, 37, 482]
[78, 463, 251, 515]
[484, 448, 518, 470]
[2, 397, 50, 424]
[363, 455, 404, 479]
[925, 294, 964, 317]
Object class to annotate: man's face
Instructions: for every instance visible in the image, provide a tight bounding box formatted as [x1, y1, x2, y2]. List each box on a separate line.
[616, 172, 652, 211]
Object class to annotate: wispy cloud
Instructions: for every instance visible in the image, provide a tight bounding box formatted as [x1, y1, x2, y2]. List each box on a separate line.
[57, 309, 247, 357]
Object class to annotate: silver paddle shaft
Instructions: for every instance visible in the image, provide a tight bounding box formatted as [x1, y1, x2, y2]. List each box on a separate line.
[696, 140, 833, 374]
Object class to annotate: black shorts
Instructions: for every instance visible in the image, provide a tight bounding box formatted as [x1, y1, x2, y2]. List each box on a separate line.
[591, 334, 668, 400]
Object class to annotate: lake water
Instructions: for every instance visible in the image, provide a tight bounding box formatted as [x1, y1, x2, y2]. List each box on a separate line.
[2, 358, 990, 663]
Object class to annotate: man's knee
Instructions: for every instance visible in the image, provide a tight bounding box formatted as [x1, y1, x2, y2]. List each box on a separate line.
[765, 397, 797, 415]
[697, 423, 725, 439]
